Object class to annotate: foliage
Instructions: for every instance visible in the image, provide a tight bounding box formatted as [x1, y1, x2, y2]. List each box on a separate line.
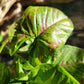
[0, 6, 84, 84]
[0, 63, 10, 84]
[0, 34, 3, 43]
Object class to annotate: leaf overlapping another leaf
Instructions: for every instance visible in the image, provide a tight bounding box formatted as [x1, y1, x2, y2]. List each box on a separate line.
[19, 6, 74, 66]
[9, 45, 84, 84]
[8, 6, 74, 57]
[51, 45, 84, 81]
[52, 45, 84, 65]
[3, 6, 84, 84]
[28, 64, 80, 84]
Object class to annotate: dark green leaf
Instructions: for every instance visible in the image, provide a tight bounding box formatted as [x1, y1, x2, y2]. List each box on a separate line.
[64, 63, 84, 81]
[10, 82, 27, 84]
[0, 63, 10, 84]
[52, 65, 80, 84]
[28, 64, 79, 84]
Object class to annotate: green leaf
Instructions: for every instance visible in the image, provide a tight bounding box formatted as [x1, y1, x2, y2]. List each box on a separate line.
[21, 61, 34, 71]
[11, 59, 29, 83]
[0, 63, 10, 84]
[51, 45, 84, 80]
[0, 34, 3, 42]
[22, 6, 74, 66]
[9, 35, 35, 56]
[9, 35, 27, 56]
[8, 18, 35, 55]
[28, 64, 79, 84]
[8, 18, 21, 40]
[52, 65, 80, 84]
[8, 6, 74, 64]
[21, 6, 74, 37]
[10, 73, 29, 83]
[52, 45, 84, 65]
[64, 63, 84, 81]
[0, 37, 9, 53]
[16, 59, 24, 77]
[8, 21, 17, 40]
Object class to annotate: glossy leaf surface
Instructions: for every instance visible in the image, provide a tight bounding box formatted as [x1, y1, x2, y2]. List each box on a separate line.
[20, 6, 74, 66]
[8, 6, 74, 57]
[3, 6, 84, 84]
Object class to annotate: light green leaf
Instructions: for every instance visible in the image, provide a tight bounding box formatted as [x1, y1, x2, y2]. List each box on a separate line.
[9, 35, 35, 56]
[21, 6, 74, 66]
[52, 45, 84, 65]
[0, 34, 3, 42]
[0, 37, 9, 53]
[8, 6, 74, 64]
[11, 59, 29, 83]
[0, 63, 10, 84]
[16, 59, 24, 77]
[51, 45, 84, 81]
[8, 21, 17, 40]
[21, 61, 34, 71]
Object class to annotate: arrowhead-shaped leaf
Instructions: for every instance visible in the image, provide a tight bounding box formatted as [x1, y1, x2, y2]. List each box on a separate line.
[22, 6, 74, 66]
[8, 6, 74, 65]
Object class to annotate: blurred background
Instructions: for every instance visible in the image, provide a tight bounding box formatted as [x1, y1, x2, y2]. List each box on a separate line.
[0, 0, 84, 83]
